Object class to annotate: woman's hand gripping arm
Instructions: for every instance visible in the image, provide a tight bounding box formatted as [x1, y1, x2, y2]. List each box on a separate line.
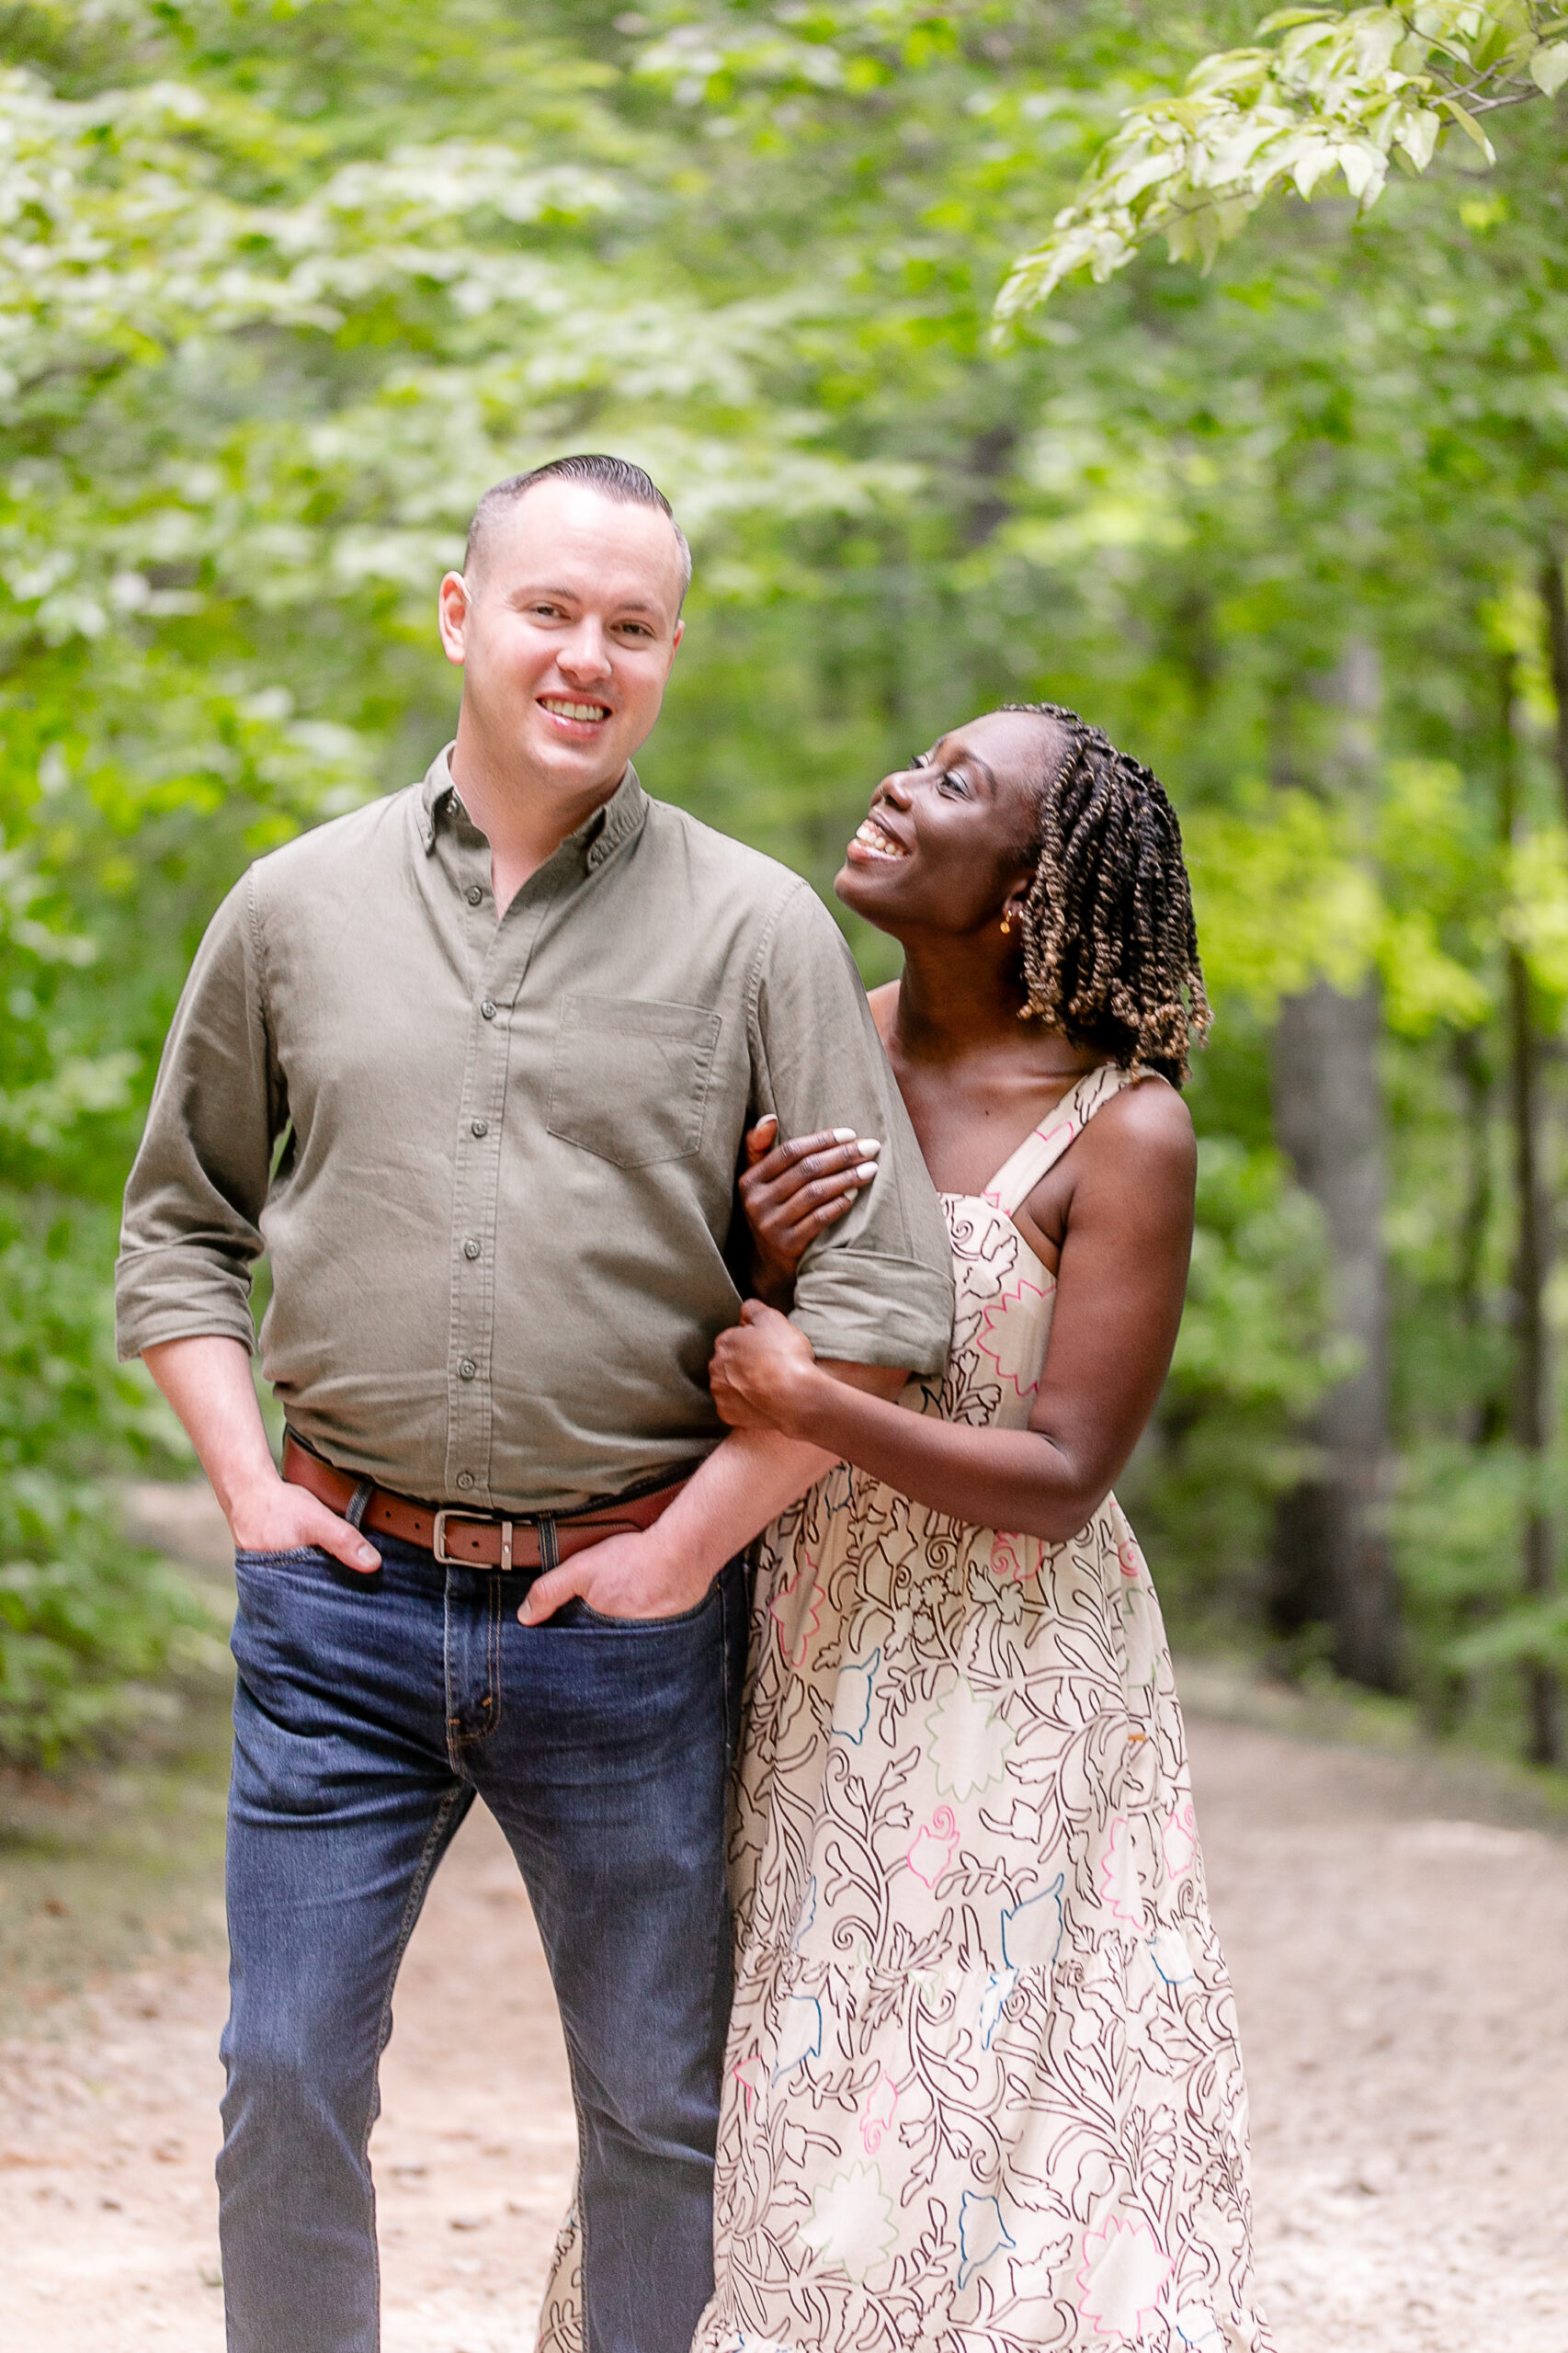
[710, 1082, 1197, 1544]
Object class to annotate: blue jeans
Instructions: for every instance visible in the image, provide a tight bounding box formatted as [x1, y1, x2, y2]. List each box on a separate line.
[219, 1534, 747, 2353]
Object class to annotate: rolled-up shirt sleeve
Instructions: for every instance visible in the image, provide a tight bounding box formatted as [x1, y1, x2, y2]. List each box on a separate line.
[748, 882, 953, 1377]
[115, 872, 278, 1359]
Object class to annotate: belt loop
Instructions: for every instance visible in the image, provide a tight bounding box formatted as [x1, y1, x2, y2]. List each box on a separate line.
[537, 1514, 559, 1575]
[500, 1519, 513, 1574]
[345, 1477, 375, 1531]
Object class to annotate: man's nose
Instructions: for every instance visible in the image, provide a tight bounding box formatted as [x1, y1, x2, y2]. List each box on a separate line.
[558, 620, 613, 681]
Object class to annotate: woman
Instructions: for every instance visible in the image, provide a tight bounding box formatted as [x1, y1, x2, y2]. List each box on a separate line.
[698, 704, 1271, 2353]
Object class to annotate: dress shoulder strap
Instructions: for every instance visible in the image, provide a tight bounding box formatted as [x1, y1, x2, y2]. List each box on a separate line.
[983, 1063, 1150, 1217]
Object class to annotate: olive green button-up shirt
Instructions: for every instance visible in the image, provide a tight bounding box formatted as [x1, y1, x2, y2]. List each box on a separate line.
[116, 751, 953, 1512]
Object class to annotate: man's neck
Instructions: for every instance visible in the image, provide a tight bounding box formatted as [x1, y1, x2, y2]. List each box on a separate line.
[448, 732, 626, 912]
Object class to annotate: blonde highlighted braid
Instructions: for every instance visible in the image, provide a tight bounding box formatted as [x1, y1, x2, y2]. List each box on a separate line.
[1003, 702, 1211, 1086]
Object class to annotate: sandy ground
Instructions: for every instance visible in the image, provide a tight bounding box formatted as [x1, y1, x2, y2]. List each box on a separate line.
[3, 1700, 1567, 2352]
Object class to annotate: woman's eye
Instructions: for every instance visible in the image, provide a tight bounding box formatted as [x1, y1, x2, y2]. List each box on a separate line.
[937, 768, 970, 795]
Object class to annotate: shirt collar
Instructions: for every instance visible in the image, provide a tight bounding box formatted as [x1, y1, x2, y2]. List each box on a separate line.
[417, 745, 648, 873]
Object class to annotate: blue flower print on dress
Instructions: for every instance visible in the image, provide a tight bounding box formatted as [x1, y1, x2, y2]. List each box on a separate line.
[1001, 1870, 1065, 1972]
[830, 1650, 880, 1745]
[771, 1994, 822, 2082]
[1149, 1924, 1197, 1985]
[958, 2191, 1016, 2290]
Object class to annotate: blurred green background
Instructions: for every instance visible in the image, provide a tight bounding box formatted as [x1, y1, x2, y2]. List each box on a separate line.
[3, 0, 1568, 1778]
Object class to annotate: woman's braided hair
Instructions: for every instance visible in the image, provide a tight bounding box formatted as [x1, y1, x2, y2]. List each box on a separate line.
[1002, 702, 1211, 1086]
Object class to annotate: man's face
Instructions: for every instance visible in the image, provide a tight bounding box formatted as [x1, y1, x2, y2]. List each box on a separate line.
[438, 480, 686, 801]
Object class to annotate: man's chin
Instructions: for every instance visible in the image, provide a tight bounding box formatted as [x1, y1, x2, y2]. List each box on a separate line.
[521, 724, 630, 794]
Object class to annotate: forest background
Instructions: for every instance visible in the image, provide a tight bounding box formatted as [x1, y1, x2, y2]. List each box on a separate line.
[5, 0, 1568, 1774]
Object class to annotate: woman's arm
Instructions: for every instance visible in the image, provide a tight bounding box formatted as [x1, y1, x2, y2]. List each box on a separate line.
[711, 1084, 1196, 1541]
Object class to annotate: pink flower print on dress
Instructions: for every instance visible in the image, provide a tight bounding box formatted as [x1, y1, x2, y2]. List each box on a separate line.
[731, 2050, 766, 2118]
[990, 1529, 1029, 1584]
[1163, 1798, 1198, 1883]
[906, 1805, 960, 1890]
[1117, 1532, 1142, 1580]
[858, 2068, 899, 2154]
[768, 1548, 823, 1669]
[974, 1276, 1050, 1400]
[1074, 2214, 1172, 2343]
[1097, 1816, 1142, 1926]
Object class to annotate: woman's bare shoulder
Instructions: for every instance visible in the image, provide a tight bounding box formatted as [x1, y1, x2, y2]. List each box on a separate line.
[1078, 1071, 1196, 1186]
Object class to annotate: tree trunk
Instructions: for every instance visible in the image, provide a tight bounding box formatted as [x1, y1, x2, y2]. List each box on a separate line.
[1269, 979, 1401, 1687]
[1540, 551, 1568, 826]
[1267, 639, 1399, 1688]
[1501, 642, 1562, 1768]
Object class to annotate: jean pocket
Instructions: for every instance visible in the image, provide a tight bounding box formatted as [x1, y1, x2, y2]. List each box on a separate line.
[233, 1545, 331, 1571]
[547, 994, 722, 1166]
[571, 1582, 720, 1631]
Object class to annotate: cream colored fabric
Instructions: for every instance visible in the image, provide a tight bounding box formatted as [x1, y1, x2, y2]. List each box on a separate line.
[696, 1062, 1271, 2353]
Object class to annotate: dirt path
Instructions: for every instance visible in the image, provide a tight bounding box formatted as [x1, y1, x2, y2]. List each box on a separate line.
[3, 1707, 1565, 2353]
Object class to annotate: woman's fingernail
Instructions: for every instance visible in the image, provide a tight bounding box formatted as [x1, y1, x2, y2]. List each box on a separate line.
[832, 1128, 856, 1142]
[857, 1138, 881, 1154]
[857, 1162, 879, 1181]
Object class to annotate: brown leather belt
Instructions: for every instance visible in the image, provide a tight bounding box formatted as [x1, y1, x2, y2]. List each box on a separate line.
[281, 1434, 688, 1573]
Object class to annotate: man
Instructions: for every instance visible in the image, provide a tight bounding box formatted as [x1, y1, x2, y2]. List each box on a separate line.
[116, 454, 953, 2353]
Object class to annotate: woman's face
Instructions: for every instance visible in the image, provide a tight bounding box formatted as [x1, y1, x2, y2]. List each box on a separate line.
[835, 709, 1054, 939]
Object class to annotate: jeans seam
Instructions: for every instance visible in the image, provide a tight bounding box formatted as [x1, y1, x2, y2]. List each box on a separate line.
[561, 2051, 594, 2353]
[359, 1782, 465, 2177]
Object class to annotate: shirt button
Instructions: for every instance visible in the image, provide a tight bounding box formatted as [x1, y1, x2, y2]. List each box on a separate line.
[459, 1358, 477, 1381]
[456, 1471, 475, 1490]
[481, 999, 496, 1020]
[466, 884, 483, 906]
[463, 1238, 481, 1260]
[471, 1118, 488, 1137]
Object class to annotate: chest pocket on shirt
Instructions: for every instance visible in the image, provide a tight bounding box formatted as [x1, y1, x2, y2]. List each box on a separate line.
[548, 995, 722, 1168]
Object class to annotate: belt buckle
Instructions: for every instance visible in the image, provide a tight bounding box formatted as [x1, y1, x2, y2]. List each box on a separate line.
[432, 1508, 515, 1571]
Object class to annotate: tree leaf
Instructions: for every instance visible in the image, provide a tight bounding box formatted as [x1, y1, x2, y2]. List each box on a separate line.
[1437, 94, 1498, 162]
[1529, 38, 1568, 94]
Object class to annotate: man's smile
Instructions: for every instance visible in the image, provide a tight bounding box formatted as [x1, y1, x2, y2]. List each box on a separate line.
[539, 694, 613, 728]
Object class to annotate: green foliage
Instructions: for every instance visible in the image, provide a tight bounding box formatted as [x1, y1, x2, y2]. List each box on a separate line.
[0, 1190, 210, 1765]
[1, 0, 1566, 1759]
[1121, 1136, 1347, 1632]
[995, 1, 1568, 315]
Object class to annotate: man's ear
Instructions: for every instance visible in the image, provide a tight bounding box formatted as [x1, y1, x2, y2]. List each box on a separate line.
[437, 571, 470, 666]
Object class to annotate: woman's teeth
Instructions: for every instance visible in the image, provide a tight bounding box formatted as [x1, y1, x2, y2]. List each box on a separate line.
[853, 818, 906, 859]
[541, 698, 609, 722]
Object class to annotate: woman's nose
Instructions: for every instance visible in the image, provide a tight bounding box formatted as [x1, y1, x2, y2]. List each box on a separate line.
[879, 770, 915, 809]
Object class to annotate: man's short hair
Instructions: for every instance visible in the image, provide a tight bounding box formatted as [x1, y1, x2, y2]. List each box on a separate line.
[464, 454, 693, 605]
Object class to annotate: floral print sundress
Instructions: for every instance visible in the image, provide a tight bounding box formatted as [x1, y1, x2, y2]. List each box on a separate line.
[536, 1063, 1270, 2353]
[694, 1063, 1271, 2353]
